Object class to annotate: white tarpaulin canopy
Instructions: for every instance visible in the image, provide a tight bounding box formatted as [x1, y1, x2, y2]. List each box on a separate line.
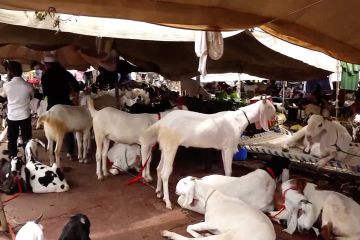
[0, 9, 239, 41]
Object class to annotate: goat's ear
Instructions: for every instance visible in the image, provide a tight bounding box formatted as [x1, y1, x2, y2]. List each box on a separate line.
[284, 205, 299, 235]
[34, 213, 43, 224]
[184, 180, 196, 206]
[35, 139, 46, 149]
[321, 108, 330, 118]
[258, 104, 270, 131]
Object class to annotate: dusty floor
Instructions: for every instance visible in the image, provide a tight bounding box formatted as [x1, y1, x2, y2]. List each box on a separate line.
[0, 129, 353, 240]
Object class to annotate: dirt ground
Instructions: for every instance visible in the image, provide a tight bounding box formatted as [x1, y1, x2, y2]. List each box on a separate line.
[1, 129, 354, 240]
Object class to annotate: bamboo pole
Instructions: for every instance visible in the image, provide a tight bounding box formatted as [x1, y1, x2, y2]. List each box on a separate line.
[0, 199, 8, 232]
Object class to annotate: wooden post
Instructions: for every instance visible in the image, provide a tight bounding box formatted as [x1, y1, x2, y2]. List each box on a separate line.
[0, 199, 8, 232]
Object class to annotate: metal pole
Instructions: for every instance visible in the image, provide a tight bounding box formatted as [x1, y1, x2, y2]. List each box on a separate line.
[335, 61, 341, 119]
[282, 81, 286, 114]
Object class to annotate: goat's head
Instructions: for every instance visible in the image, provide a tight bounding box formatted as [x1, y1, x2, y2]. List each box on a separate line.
[257, 97, 276, 131]
[25, 139, 46, 162]
[10, 156, 24, 176]
[0, 158, 18, 194]
[14, 214, 43, 239]
[305, 115, 327, 143]
[351, 122, 360, 141]
[175, 176, 198, 207]
[297, 199, 316, 232]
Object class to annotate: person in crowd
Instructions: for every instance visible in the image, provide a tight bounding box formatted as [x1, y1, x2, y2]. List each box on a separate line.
[0, 61, 33, 158]
[95, 66, 118, 90]
[41, 56, 80, 160]
[350, 90, 360, 118]
[309, 83, 328, 110]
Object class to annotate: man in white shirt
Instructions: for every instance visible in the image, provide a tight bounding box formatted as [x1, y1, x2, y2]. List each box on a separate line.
[1, 61, 33, 158]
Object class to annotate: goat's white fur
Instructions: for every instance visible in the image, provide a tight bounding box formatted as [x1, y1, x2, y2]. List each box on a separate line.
[140, 99, 275, 209]
[270, 180, 360, 238]
[177, 169, 277, 214]
[16, 221, 44, 240]
[162, 177, 276, 240]
[36, 105, 92, 167]
[87, 97, 173, 180]
[283, 115, 352, 168]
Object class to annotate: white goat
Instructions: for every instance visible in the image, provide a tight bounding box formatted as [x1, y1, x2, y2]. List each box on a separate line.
[351, 114, 360, 142]
[87, 97, 173, 180]
[177, 157, 290, 214]
[162, 176, 276, 240]
[15, 215, 43, 240]
[283, 115, 352, 168]
[36, 105, 92, 167]
[140, 99, 276, 209]
[270, 179, 360, 239]
[108, 143, 141, 175]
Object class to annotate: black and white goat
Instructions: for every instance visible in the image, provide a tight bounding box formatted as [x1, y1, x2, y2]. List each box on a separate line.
[11, 139, 69, 193]
[59, 213, 91, 240]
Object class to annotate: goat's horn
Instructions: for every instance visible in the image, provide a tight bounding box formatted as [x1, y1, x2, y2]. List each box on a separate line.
[34, 213, 43, 224]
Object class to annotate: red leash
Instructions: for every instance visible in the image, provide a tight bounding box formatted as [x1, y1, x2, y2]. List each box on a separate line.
[128, 112, 161, 185]
[3, 176, 22, 203]
[271, 185, 299, 219]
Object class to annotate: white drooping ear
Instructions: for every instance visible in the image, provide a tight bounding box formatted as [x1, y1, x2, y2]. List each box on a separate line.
[258, 101, 270, 131]
[184, 179, 196, 206]
[284, 205, 299, 234]
[34, 139, 46, 149]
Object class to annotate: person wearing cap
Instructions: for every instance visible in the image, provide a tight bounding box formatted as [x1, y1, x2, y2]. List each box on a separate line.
[41, 56, 80, 159]
[0, 61, 33, 158]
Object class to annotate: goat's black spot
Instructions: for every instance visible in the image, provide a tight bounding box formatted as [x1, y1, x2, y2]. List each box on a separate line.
[31, 175, 35, 180]
[56, 168, 65, 181]
[40, 167, 45, 170]
[38, 171, 56, 187]
[60, 184, 64, 189]
[35, 167, 38, 171]
[52, 182, 57, 185]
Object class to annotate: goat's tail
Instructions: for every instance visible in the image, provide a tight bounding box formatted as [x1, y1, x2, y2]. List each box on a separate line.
[87, 96, 97, 118]
[36, 111, 49, 129]
[140, 122, 160, 147]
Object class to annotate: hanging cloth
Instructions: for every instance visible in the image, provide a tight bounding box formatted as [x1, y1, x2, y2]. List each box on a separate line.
[195, 31, 224, 77]
[340, 61, 360, 91]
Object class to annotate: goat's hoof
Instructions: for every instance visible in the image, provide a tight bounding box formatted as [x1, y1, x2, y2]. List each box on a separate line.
[103, 172, 109, 178]
[144, 176, 153, 182]
[303, 149, 310, 154]
[78, 159, 84, 163]
[161, 230, 170, 237]
[156, 191, 163, 198]
[164, 201, 172, 210]
[97, 174, 104, 181]
[282, 147, 289, 152]
[83, 159, 88, 164]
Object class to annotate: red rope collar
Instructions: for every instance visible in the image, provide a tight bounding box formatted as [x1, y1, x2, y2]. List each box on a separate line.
[157, 112, 161, 120]
[271, 185, 299, 219]
[265, 167, 276, 180]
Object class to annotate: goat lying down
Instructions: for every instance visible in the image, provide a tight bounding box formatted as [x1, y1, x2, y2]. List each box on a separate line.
[36, 104, 92, 167]
[11, 139, 69, 193]
[270, 179, 360, 239]
[107, 143, 141, 175]
[283, 115, 352, 168]
[87, 97, 178, 180]
[178, 156, 290, 213]
[140, 99, 276, 209]
[162, 176, 276, 240]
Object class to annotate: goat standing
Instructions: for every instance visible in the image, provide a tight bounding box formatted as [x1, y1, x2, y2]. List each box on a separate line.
[140, 99, 276, 209]
[87, 97, 176, 180]
[36, 105, 92, 167]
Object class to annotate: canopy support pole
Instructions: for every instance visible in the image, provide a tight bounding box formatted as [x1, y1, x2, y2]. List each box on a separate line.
[335, 61, 341, 119]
